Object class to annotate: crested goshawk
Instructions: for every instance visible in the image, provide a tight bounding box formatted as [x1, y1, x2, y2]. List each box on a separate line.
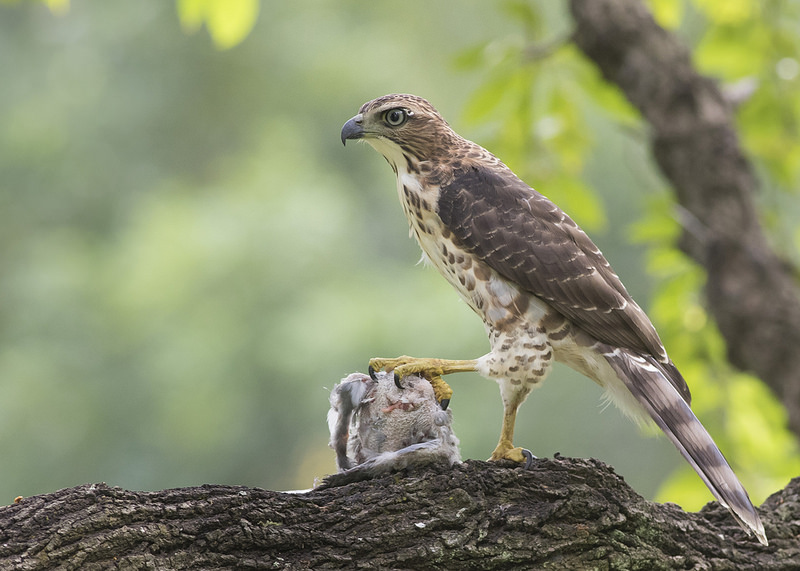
[341, 93, 766, 545]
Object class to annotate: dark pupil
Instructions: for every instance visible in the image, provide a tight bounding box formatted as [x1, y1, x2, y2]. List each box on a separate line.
[388, 110, 404, 125]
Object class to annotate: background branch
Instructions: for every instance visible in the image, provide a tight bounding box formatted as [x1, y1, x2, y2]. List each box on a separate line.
[570, 0, 800, 437]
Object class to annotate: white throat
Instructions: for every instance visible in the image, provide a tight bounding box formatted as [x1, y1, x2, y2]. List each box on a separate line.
[365, 137, 408, 173]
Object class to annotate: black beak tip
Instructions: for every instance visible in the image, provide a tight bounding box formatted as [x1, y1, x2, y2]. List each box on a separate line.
[341, 116, 364, 147]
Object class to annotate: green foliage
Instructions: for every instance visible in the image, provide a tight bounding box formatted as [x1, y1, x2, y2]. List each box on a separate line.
[41, 0, 68, 15]
[460, 37, 606, 230]
[648, 0, 685, 28]
[644, 0, 800, 506]
[176, 0, 259, 49]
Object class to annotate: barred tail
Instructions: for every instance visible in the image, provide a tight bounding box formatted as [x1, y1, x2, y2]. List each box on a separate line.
[604, 348, 768, 545]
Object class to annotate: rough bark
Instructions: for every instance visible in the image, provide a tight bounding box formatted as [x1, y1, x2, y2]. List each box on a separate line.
[0, 457, 797, 570]
[570, 0, 800, 437]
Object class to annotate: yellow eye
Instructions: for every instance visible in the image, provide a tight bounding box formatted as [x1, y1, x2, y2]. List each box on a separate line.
[384, 108, 408, 127]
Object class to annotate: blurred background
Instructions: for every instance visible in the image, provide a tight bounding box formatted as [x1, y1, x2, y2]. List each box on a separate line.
[1, 0, 798, 510]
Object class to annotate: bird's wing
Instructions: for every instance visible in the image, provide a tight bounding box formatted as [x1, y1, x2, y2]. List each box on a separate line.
[437, 164, 669, 365]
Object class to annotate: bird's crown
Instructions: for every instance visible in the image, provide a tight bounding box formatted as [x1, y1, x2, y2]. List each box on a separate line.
[342, 93, 460, 164]
[357, 93, 445, 122]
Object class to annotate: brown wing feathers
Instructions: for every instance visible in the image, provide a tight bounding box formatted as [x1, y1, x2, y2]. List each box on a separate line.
[437, 165, 666, 361]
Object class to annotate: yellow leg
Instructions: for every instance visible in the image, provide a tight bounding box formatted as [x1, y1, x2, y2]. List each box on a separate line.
[488, 401, 534, 467]
[489, 406, 526, 462]
[368, 355, 477, 407]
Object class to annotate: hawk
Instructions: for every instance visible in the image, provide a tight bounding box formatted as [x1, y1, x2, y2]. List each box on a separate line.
[341, 93, 767, 545]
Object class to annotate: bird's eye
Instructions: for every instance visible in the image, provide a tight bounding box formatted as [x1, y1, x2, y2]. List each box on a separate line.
[384, 108, 408, 127]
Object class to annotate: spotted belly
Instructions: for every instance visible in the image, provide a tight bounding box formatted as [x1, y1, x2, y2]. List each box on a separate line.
[397, 171, 569, 389]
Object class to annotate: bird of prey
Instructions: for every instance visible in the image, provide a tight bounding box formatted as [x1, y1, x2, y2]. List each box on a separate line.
[341, 93, 767, 545]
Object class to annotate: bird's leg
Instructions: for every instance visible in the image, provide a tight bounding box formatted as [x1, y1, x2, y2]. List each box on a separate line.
[368, 356, 478, 409]
[489, 389, 536, 468]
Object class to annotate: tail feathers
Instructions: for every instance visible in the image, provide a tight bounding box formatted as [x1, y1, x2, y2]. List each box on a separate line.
[657, 359, 692, 406]
[604, 348, 768, 546]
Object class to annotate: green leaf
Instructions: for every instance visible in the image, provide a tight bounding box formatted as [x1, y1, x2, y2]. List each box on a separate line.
[629, 195, 680, 245]
[647, 0, 684, 29]
[452, 43, 490, 71]
[546, 175, 606, 232]
[695, 23, 769, 77]
[43, 0, 69, 15]
[176, 0, 259, 50]
[462, 69, 518, 125]
[585, 73, 640, 126]
[692, 0, 757, 25]
[501, 0, 543, 33]
[176, 0, 205, 32]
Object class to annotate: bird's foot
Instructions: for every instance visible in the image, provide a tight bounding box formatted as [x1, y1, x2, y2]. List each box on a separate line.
[489, 443, 536, 469]
[369, 356, 470, 410]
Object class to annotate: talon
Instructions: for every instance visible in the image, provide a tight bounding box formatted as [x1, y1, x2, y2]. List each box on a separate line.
[428, 375, 453, 407]
[521, 449, 536, 470]
[489, 445, 529, 464]
[367, 355, 472, 407]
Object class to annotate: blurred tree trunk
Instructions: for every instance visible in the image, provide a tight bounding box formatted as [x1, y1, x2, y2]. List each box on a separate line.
[0, 458, 796, 570]
[570, 0, 800, 437]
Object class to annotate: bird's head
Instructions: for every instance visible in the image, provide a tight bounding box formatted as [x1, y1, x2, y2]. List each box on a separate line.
[341, 94, 458, 170]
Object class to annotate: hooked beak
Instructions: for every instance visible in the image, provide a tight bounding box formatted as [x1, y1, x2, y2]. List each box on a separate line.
[340, 114, 364, 146]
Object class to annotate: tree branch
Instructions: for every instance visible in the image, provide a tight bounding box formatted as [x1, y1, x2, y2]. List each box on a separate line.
[570, 0, 800, 437]
[1, 458, 796, 569]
